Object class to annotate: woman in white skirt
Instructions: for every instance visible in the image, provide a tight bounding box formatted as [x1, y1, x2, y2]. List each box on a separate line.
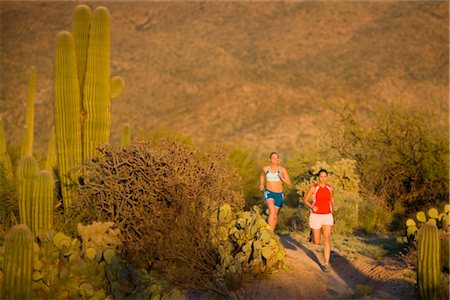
[301, 169, 337, 272]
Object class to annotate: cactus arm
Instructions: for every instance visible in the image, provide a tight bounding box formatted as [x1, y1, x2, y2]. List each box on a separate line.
[111, 76, 125, 100]
[0, 118, 13, 183]
[24, 66, 36, 156]
[120, 123, 131, 146]
[82, 7, 111, 161]
[54, 31, 83, 212]
[45, 127, 57, 172]
[72, 4, 92, 92]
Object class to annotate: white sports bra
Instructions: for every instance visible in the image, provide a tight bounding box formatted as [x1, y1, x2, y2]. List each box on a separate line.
[265, 166, 281, 182]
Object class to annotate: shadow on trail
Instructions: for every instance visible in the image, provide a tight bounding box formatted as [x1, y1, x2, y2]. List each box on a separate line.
[281, 234, 322, 268]
[280, 234, 416, 299]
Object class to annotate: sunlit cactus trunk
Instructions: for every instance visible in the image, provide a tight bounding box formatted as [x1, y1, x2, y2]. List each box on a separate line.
[0, 118, 13, 184]
[72, 4, 91, 93]
[31, 170, 54, 235]
[2, 224, 34, 299]
[417, 222, 440, 299]
[53, 31, 83, 212]
[17, 155, 39, 226]
[82, 7, 111, 161]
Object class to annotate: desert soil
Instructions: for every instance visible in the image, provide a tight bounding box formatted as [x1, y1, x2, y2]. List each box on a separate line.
[233, 233, 416, 300]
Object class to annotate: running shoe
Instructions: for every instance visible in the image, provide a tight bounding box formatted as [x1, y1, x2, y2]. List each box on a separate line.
[322, 264, 331, 273]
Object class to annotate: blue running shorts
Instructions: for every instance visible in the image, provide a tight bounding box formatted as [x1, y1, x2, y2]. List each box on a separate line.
[264, 190, 284, 208]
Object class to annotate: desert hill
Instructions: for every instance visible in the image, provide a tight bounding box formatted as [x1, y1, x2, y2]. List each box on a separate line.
[1, 1, 448, 156]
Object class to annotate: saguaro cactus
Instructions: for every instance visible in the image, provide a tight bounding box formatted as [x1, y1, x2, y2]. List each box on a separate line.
[417, 222, 440, 299]
[31, 170, 54, 235]
[17, 155, 39, 226]
[24, 66, 36, 156]
[53, 5, 124, 213]
[53, 31, 83, 212]
[0, 118, 13, 184]
[2, 224, 34, 299]
[120, 123, 131, 147]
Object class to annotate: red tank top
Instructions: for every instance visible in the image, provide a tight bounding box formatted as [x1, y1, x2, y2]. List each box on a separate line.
[312, 183, 333, 214]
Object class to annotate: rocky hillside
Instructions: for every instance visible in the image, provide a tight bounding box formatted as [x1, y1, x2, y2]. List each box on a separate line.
[1, 1, 448, 155]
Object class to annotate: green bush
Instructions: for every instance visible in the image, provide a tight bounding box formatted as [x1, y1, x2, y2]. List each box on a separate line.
[330, 102, 449, 230]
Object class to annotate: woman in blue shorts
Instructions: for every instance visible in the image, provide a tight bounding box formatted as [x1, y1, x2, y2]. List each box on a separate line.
[259, 152, 291, 231]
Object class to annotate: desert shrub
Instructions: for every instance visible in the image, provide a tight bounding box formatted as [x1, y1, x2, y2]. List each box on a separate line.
[72, 138, 245, 294]
[358, 194, 392, 234]
[296, 159, 362, 235]
[331, 102, 449, 230]
[225, 144, 261, 209]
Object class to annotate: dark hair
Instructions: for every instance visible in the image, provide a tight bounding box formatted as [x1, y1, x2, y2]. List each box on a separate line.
[317, 169, 328, 176]
[269, 152, 279, 159]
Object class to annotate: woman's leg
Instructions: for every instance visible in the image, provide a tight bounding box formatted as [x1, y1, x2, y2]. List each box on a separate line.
[273, 206, 280, 229]
[266, 199, 276, 230]
[322, 225, 332, 264]
[312, 228, 321, 244]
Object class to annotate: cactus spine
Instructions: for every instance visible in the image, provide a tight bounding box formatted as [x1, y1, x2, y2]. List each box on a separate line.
[54, 31, 83, 212]
[417, 222, 440, 299]
[17, 155, 39, 226]
[31, 170, 54, 235]
[2, 224, 34, 299]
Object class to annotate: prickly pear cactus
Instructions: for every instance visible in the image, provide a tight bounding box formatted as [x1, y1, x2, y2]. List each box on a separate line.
[213, 204, 287, 284]
[2, 224, 34, 299]
[31, 227, 113, 299]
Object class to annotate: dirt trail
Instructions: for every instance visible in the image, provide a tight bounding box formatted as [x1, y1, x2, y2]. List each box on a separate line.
[237, 234, 416, 299]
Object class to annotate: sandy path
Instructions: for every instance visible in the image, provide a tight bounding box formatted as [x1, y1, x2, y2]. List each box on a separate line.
[236, 234, 416, 299]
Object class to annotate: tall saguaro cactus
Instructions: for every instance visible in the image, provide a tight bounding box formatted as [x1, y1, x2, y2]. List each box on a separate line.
[17, 155, 39, 226]
[417, 222, 440, 299]
[53, 5, 124, 213]
[31, 170, 54, 235]
[2, 224, 34, 299]
[53, 31, 83, 212]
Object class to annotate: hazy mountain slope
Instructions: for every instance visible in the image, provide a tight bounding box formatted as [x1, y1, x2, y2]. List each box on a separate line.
[1, 1, 448, 155]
